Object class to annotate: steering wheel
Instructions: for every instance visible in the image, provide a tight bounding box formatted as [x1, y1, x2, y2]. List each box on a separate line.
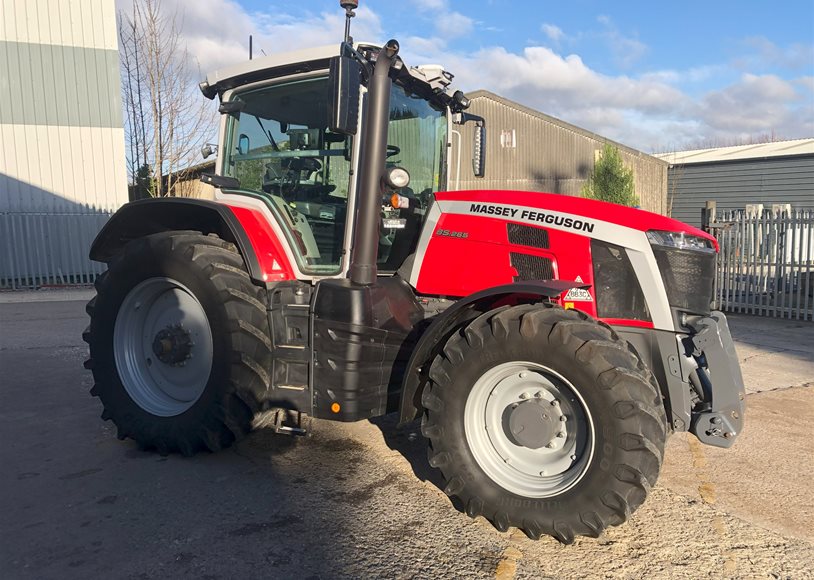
[386, 145, 400, 158]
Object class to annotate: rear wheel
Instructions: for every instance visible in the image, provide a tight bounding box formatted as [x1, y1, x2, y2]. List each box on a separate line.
[421, 304, 666, 542]
[83, 231, 272, 455]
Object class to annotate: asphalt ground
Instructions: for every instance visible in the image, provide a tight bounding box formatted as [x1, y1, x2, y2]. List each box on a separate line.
[1, 290, 812, 579]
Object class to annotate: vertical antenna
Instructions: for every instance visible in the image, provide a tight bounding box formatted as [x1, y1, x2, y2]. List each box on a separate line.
[340, 1, 358, 44]
[249, 35, 253, 60]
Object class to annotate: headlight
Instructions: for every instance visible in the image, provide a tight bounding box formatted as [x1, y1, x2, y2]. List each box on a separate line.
[647, 230, 715, 253]
[383, 167, 410, 189]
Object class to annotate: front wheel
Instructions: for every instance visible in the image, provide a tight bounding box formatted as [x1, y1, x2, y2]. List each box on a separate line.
[421, 304, 667, 542]
[84, 231, 273, 455]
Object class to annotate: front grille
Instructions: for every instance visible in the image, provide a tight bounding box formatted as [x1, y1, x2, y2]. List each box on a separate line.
[510, 253, 554, 282]
[652, 247, 716, 314]
[591, 240, 650, 321]
[507, 223, 550, 249]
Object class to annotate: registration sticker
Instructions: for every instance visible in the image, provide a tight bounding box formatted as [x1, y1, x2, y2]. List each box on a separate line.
[563, 276, 593, 302]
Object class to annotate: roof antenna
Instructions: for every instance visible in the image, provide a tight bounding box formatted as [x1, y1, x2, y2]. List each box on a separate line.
[340, 0, 358, 44]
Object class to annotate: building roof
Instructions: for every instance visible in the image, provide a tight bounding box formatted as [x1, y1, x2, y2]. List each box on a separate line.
[654, 138, 814, 165]
[466, 90, 668, 165]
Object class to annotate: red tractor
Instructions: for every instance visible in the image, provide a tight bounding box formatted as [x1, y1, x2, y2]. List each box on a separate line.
[84, 1, 744, 542]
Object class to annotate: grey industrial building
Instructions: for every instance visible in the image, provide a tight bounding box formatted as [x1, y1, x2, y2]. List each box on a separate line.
[656, 139, 814, 227]
[452, 91, 669, 215]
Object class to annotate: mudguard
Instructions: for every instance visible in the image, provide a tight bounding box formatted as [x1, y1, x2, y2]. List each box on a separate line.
[89, 198, 264, 283]
[398, 279, 587, 424]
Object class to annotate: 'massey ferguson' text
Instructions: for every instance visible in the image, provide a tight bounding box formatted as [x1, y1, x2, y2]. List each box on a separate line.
[469, 204, 595, 233]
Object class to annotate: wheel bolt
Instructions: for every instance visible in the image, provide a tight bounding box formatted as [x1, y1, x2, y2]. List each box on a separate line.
[539, 470, 546, 476]
[545, 441, 556, 449]
[519, 392, 530, 400]
[534, 391, 543, 398]
[559, 416, 567, 422]
[519, 372, 528, 379]
[570, 454, 577, 461]
[557, 432, 565, 438]
[550, 399, 560, 407]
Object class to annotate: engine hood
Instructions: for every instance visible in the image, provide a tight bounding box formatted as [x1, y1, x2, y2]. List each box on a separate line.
[435, 190, 715, 243]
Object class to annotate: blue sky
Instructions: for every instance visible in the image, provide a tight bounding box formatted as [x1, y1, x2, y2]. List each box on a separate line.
[117, 0, 814, 151]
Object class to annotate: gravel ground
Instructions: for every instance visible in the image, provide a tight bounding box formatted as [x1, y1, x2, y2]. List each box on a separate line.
[0, 296, 812, 579]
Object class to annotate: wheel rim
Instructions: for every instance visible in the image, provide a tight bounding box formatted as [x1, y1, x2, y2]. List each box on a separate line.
[114, 277, 213, 417]
[464, 361, 595, 498]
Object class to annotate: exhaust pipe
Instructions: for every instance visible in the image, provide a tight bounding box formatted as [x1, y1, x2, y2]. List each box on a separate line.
[349, 39, 399, 286]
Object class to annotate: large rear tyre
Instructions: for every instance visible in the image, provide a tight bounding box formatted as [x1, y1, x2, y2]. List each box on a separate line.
[83, 231, 272, 455]
[421, 304, 667, 542]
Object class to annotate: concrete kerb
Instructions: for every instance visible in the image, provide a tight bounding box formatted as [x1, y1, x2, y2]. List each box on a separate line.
[0, 287, 96, 304]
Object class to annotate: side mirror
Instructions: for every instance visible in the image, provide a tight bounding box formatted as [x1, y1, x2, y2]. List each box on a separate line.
[453, 111, 486, 178]
[328, 54, 361, 135]
[238, 134, 250, 156]
[472, 122, 485, 178]
[201, 144, 217, 159]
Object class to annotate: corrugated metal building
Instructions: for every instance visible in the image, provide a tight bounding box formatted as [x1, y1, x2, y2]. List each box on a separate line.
[0, 0, 128, 288]
[656, 139, 814, 227]
[452, 91, 669, 214]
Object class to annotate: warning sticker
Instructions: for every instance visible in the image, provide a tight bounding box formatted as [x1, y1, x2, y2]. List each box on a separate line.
[563, 276, 593, 302]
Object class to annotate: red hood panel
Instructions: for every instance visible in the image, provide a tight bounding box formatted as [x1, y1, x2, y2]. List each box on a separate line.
[435, 190, 713, 241]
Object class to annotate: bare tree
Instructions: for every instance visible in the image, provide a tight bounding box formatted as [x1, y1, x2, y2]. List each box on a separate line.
[119, 0, 215, 198]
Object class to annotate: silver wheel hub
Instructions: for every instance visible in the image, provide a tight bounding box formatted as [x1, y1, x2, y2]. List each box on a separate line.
[114, 277, 213, 417]
[465, 362, 595, 498]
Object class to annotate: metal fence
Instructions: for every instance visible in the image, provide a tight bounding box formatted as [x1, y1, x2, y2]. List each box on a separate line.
[709, 207, 814, 321]
[0, 212, 112, 289]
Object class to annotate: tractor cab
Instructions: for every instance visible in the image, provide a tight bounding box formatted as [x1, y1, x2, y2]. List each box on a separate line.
[199, 42, 478, 280]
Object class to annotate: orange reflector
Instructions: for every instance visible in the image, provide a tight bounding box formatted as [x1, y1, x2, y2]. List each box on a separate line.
[331, 402, 341, 413]
[390, 194, 400, 208]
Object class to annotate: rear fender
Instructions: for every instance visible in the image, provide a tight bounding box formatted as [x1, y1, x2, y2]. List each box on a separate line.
[398, 280, 586, 424]
[90, 198, 265, 283]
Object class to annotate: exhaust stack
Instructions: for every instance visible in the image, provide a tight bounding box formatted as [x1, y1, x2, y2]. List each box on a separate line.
[348, 39, 400, 286]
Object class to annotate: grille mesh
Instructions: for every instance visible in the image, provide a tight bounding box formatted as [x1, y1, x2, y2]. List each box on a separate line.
[507, 223, 550, 249]
[510, 253, 554, 282]
[591, 240, 650, 321]
[652, 247, 716, 314]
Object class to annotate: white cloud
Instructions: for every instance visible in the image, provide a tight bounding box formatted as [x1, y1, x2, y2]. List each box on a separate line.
[596, 15, 647, 69]
[697, 74, 808, 133]
[541, 23, 565, 44]
[435, 11, 474, 39]
[414, 0, 447, 10]
[738, 36, 814, 71]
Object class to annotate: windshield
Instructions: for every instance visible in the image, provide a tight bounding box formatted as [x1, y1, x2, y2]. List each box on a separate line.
[222, 75, 449, 276]
[224, 76, 353, 275]
[378, 84, 448, 271]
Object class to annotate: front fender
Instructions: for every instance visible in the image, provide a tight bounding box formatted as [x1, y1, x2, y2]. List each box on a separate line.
[398, 279, 587, 425]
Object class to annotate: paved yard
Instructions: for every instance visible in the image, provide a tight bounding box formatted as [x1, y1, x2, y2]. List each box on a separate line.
[1, 291, 812, 579]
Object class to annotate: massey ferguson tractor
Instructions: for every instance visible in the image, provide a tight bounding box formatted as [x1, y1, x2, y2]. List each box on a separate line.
[84, 1, 745, 542]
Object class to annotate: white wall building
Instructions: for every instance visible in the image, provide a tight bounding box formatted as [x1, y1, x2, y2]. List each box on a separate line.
[1, 0, 128, 288]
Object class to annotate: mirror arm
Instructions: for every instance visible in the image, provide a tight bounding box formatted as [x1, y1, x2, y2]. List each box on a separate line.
[452, 112, 485, 127]
[340, 41, 373, 81]
[218, 100, 246, 115]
